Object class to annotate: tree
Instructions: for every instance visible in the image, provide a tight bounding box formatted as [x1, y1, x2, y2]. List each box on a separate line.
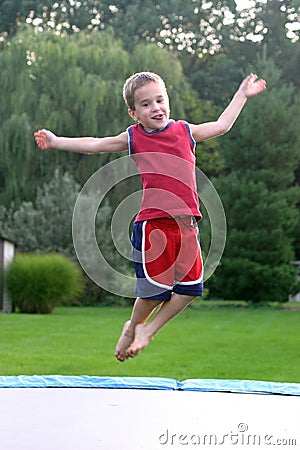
[0, 25, 218, 208]
[0, 27, 131, 206]
[0, 170, 80, 255]
[0, 0, 247, 53]
[2, 1, 299, 57]
[208, 55, 300, 302]
[250, 0, 300, 89]
[177, 0, 300, 105]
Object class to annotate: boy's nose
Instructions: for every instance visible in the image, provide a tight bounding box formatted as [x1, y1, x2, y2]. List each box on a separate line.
[152, 102, 160, 111]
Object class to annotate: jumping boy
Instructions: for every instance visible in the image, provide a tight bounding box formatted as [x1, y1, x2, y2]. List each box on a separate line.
[34, 71, 266, 362]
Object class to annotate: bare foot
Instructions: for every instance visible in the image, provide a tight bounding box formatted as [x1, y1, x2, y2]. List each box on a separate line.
[114, 320, 134, 362]
[126, 323, 153, 358]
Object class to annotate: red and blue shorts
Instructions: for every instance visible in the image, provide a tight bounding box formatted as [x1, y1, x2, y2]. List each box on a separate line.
[131, 217, 203, 300]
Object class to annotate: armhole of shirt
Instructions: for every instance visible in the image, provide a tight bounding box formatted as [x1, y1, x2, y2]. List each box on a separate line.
[181, 120, 196, 148]
[127, 126, 134, 157]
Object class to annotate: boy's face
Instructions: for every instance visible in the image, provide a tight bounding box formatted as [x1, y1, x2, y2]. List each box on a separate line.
[128, 82, 170, 132]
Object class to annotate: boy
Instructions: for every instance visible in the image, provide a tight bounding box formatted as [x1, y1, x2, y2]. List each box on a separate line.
[34, 71, 266, 362]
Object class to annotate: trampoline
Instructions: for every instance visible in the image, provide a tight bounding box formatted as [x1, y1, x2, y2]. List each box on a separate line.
[0, 376, 299, 449]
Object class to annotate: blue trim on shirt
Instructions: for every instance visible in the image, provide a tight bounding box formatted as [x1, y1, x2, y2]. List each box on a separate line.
[139, 119, 174, 134]
[181, 120, 196, 148]
[127, 126, 134, 156]
[128, 120, 195, 156]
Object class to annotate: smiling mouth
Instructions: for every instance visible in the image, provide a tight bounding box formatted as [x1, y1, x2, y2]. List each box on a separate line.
[152, 114, 164, 120]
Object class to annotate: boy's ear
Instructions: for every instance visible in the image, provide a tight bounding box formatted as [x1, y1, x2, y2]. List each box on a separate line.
[128, 108, 137, 121]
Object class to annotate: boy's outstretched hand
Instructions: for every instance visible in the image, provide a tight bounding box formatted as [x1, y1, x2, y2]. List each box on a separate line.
[240, 73, 266, 98]
[34, 129, 57, 150]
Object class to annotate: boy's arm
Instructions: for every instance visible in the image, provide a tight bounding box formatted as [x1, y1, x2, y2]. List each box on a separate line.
[190, 73, 266, 142]
[34, 129, 129, 153]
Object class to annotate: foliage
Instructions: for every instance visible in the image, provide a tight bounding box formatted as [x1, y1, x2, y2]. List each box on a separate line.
[0, 27, 130, 206]
[1, 1, 299, 55]
[0, 3, 299, 304]
[207, 56, 300, 302]
[0, 26, 210, 208]
[211, 257, 299, 303]
[0, 169, 80, 256]
[71, 186, 135, 306]
[0, 168, 135, 305]
[5, 253, 84, 313]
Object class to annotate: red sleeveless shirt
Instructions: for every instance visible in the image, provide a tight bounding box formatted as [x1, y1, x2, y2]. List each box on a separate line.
[127, 120, 201, 222]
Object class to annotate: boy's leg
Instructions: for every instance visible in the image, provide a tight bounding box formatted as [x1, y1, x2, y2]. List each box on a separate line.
[114, 297, 163, 362]
[126, 293, 195, 358]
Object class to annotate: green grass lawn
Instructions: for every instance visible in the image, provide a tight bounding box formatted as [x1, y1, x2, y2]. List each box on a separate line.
[0, 306, 299, 382]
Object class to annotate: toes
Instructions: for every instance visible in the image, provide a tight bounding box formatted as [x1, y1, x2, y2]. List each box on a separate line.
[115, 351, 128, 362]
[126, 346, 140, 359]
[114, 320, 134, 362]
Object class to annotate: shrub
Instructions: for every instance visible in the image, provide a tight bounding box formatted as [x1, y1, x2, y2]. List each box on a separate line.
[209, 257, 300, 303]
[5, 253, 84, 313]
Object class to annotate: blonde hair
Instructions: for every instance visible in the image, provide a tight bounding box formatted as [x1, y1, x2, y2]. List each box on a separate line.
[123, 71, 167, 110]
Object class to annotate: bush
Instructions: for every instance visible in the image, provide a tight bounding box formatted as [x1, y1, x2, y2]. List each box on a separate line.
[5, 253, 84, 313]
[209, 257, 300, 303]
[77, 275, 134, 307]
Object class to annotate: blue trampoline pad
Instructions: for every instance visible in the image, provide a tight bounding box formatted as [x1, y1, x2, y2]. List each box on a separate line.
[0, 375, 300, 395]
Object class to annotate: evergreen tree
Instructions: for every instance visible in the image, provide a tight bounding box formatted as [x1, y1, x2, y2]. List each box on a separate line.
[208, 56, 300, 302]
[1, 170, 80, 255]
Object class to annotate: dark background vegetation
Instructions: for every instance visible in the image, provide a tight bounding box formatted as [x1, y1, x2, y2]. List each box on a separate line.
[0, 0, 299, 304]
